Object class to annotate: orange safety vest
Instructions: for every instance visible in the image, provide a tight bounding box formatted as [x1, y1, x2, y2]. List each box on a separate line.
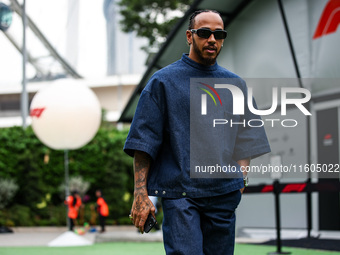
[65, 195, 82, 219]
[97, 197, 109, 217]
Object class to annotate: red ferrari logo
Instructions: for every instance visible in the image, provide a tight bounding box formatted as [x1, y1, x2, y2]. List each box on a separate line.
[313, 0, 340, 39]
[30, 107, 46, 118]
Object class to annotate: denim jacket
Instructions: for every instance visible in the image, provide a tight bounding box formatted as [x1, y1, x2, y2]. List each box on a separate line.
[124, 54, 270, 198]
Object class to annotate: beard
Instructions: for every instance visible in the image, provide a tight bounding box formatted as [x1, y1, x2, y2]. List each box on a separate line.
[192, 36, 221, 66]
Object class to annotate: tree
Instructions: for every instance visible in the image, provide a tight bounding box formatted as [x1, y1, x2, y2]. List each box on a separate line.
[118, 0, 194, 52]
[0, 179, 18, 209]
[0, 125, 134, 226]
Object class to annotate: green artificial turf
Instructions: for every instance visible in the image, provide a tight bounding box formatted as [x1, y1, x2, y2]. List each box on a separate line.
[235, 243, 340, 255]
[0, 242, 340, 255]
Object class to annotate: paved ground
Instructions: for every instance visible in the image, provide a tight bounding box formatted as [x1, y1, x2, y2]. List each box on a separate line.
[0, 226, 163, 247]
[1, 226, 339, 249]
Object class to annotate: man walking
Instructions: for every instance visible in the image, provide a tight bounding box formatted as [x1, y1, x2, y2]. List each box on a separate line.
[124, 10, 270, 255]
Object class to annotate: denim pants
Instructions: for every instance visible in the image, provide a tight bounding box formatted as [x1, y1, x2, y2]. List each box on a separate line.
[161, 190, 242, 255]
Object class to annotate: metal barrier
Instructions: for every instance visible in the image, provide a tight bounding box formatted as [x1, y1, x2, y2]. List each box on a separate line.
[243, 180, 340, 254]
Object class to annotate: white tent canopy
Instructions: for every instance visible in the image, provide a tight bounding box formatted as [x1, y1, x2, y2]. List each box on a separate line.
[119, 0, 340, 122]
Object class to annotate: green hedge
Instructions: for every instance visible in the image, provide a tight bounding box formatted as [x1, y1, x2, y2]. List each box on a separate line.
[0, 124, 134, 226]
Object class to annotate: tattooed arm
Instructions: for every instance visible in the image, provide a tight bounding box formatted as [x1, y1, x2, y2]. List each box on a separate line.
[131, 150, 156, 233]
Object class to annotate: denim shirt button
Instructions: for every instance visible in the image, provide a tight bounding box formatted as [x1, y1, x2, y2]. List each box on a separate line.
[182, 192, 186, 196]
[162, 191, 166, 195]
[155, 190, 158, 195]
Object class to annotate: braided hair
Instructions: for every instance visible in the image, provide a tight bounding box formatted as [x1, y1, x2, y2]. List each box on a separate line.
[188, 10, 223, 30]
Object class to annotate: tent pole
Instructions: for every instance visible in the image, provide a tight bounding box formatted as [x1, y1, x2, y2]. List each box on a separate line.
[277, 0, 312, 239]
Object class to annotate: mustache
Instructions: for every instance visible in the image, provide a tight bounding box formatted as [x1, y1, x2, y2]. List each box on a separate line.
[203, 45, 217, 50]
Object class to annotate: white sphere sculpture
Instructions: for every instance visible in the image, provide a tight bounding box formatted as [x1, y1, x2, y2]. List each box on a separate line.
[30, 79, 102, 150]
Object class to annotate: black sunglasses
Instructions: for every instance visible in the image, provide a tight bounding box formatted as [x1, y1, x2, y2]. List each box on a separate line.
[190, 28, 227, 40]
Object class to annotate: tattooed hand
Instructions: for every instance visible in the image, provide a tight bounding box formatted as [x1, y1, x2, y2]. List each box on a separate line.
[131, 187, 155, 233]
[130, 151, 156, 233]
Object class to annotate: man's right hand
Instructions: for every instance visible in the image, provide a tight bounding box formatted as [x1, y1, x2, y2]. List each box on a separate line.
[130, 188, 156, 233]
[130, 150, 155, 233]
